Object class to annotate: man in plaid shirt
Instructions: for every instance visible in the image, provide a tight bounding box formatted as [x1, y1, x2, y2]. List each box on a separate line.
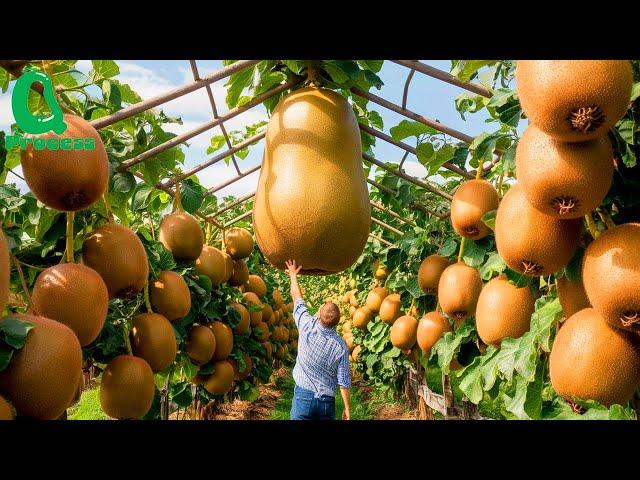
[285, 259, 351, 420]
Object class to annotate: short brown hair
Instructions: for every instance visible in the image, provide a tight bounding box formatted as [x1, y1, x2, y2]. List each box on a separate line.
[319, 302, 340, 328]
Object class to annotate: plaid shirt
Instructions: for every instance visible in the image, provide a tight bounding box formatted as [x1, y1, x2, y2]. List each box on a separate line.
[292, 298, 351, 398]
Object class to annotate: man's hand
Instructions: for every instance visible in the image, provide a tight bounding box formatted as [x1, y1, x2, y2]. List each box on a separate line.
[285, 259, 302, 278]
[342, 410, 350, 420]
[286, 260, 303, 302]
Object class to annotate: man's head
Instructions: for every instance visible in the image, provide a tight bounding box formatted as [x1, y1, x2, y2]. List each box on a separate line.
[318, 302, 341, 328]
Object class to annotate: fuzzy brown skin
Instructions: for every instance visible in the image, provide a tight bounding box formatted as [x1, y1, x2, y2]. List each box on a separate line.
[253, 87, 371, 275]
[438, 263, 483, 320]
[417, 255, 452, 295]
[0, 232, 8, 315]
[149, 271, 191, 322]
[365, 287, 389, 312]
[352, 306, 374, 330]
[231, 303, 250, 334]
[130, 313, 177, 372]
[243, 292, 263, 327]
[228, 260, 249, 286]
[186, 325, 216, 366]
[0, 395, 14, 420]
[159, 212, 204, 262]
[450, 180, 500, 240]
[351, 345, 362, 363]
[195, 246, 227, 286]
[516, 60, 633, 142]
[417, 311, 452, 354]
[210, 321, 234, 360]
[224, 228, 254, 260]
[379, 293, 402, 324]
[245, 274, 267, 298]
[390, 315, 419, 350]
[229, 354, 253, 380]
[556, 275, 591, 319]
[222, 253, 234, 283]
[100, 355, 154, 419]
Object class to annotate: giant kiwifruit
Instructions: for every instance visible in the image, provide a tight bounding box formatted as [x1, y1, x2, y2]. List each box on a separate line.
[515, 60, 633, 142]
[475, 276, 535, 346]
[582, 223, 640, 332]
[438, 263, 483, 320]
[130, 313, 177, 372]
[31, 263, 109, 346]
[418, 255, 452, 295]
[229, 260, 249, 286]
[245, 274, 267, 298]
[549, 308, 640, 407]
[243, 291, 263, 326]
[195, 246, 227, 286]
[82, 223, 149, 299]
[516, 125, 614, 219]
[450, 180, 500, 240]
[557, 275, 591, 319]
[224, 227, 254, 259]
[203, 360, 235, 395]
[231, 302, 250, 335]
[0, 395, 14, 420]
[379, 293, 402, 324]
[185, 325, 216, 366]
[100, 355, 155, 419]
[0, 314, 82, 419]
[0, 232, 9, 314]
[352, 306, 373, 330]
[159, 212, 204, 261]
[149, 271, 191, 321]
[417, 311, 452, 354]
[229, 353, 253, 380]
[495, 183, 582, 276]
[390, 315, 418, 350]
[210, 321, 233, 360]
[20, 114, 108, 211]
[365, 287, 389, 312]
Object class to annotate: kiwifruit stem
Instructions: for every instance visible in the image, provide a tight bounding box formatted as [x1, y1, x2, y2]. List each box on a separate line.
[584, 213, 601, 239]
[457, 237, 466, 263]
[306, 60, 321, 87]
[122, 323, 133, 355]
[496, 172, 504, 197]
[147, 211, 155, 241]
[160, 365, 175, 420]
[11, 254, 33, 311]
[102, 193, 115, 223]
[65, 212, 74, 263]
[475, 161, 483, 180]
[173, 185, 184, 212]
[205, 222, 212, 245]
[144, 281, 153, 313]
[596, 209, 616, 230]
[221, 228, 227, 253]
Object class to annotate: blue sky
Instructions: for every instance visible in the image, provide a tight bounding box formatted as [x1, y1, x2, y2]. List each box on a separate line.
[1, 60, 505, 198]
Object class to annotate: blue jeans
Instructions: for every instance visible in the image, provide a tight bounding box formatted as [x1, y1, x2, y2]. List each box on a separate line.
[290, 385, 336, 420]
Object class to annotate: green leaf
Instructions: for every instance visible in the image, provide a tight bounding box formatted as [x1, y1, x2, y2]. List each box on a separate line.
[462, 240, 486, 267]
[451, 60, 495, 83]
[131, 184, 154, 211]
[456, 355, 484, 403]
[617, 118, 634, 144]
[112, 172, 136, 193]
[479, 253, 506, 280]
[0, 67, 9, 93]
[390, 120, 437, 142]
[90, 60, 120, 81]
[225, 65, 256, 108]
[481, 210, 496, 232]
[416, 142, 435, 165]
[322, 61, 360, 85]
[440, 238, 458, 257]
[0, 318, 35, 349]
[207, 135, 227, 155]
[358, 60, 384, 73]
[180, 181, 205, 214]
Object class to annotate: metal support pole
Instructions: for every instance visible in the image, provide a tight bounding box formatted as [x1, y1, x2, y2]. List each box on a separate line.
[371, 217, 403, 236]
[223, 209, 253, 229]
[370, 201, 417, 228]
[211, 192, 256, 218]
[369, 233, 394, 248]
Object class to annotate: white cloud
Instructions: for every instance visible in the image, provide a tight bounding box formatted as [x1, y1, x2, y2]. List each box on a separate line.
[194, 161, 261, 198]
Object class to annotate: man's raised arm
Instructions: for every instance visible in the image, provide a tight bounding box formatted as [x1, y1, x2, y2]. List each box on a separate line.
[285, 259, 303, 302]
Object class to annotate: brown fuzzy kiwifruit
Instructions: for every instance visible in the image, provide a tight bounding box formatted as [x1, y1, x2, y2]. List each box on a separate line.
[100, 355, 154, 419]
[549, 308, 640, 407]
[349, 305, 356, 318]
[343, 333, 354, 351]
[243, 292, 263, 326]
[82, 223, 149, 299]
[20, 114, 108, 211]
[210, 321, 234, 360]
[186, 325, 216, 366]
[262, 341, 273, 359]
[438, 263, 483, 321]
[229, 353, 253, 380]
[342, 320, 352, 334]
[582, 223, 640, 332]
[516, 125, 614, 219]
[515, 60, 633, 142]
[390, 315, 418, 350]
[349, 293, 359, 307]
[0, 314, 82, 419]
[556, 275, 591, 319]
[245, 274, 267, 298]
[417, 255, 452, 295]
[352, 306, 373, 330]
[195, 246, 227, 286]
[230, 302, 250, 335]
[0, 395, 14, 420]
[272, 288, 285, 308]
[475, 276, 535, 347]
[262, 303, 274, 324]
[31, 263, 109, 346]
[417, 311, 452, 354]
[351, 345, 362, 363]
[275, 345, 286, 360]
[379, 293, 402, 324]
[224, 227, 254, 260]
[495, 183, 582, 276]
[130, 313, 177, 372]
[222, 252, 234, 283]
[253, 321, 269, 342]
[159, 212, 204, 261]
[0, 232, 9, 314]
[450, 180, 500, 240]
[365, 287, 389, 312]
[229, 260, 249, 286]
[204, 360, 235, 395]
[149, 271, 191, 322]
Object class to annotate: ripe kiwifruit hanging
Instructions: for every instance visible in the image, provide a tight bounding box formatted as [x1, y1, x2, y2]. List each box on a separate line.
[352, 306, 373, 330]
[351, 345, 362, 363]
[0, 232, 9, 314]
[229, 260, 249, 286]
[224, 227, 254, 260]
[229, 353, 253, 380]
[262, 303, 274, 324]
[475, 276, 535, 347]
[450, 180, 500, 240]
[0, 314, 82, 419]
[159, 212, 204, 261]
[438, 263, 483, 321]
[275, 345, 286, 360]
[185, 325, 216, 366]
[222, 252, 234, 283]
[100, 355, 155, 419]
[365, 287, 389, 312]
[272, 288, 285, 308]
[262, 341, 273, 359]
[418, 255, 452, 295]
[20, 114, 108, 211]
[557, 275, 591, 319]
[149, 271, 191, 322]
[210, 321, 233, 360]
[231, 302, 250, 334]
[515, 60, 633, 142]
[417, 311, 452, 354]
[0, 395, 13, 420]
[203, 360, 235, 395]
[343, 333, 354, 351]
[516, 125, 614, 219]
[245, 274, 267, 298]
[349, 292, 359, 307]
[195, 246, 227, 286]
[582, 223, 640, 332]
[549, 308, 640, 407]
[379, 293, 402, 324]
[390, 315, 418, 350]
[31, 263, 109, 346]
[243, 292, 263, 326]
[82, 223, 149, 299]
[253, 321, 270, 342]
[130, 313, 177, 372]
[349, 305, 356, 318]
[495, 183, 582, 276]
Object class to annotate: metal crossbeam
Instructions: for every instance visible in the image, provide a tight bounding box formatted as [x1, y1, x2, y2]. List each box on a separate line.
[211, 191, 255, 218]
[371, 201, 417, 228]
[369, 233, 394, 248]
[371, 216, 403, 236]
[367, 178, 397, 196]
[410, 201, 450, 220]
[206, 164, 262, 196]
[224, 209, 253, 229]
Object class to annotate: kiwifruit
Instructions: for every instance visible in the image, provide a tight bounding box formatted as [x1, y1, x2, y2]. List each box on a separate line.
[515, 60, 633, 142]
[0, 232, 9, 314]
[149, 271, 191, 322]
[245, 274, 267, 298]
[185, 325, 216, 366]
[582, 223, 640, 332]
[557, 275, 591, 319]
[204, 360, 235, 395]
[224, 227, 254, 260]
[352, 306, 373, 330]
[342, 320, 352, 334]
[374, 264, 389, 280]
[243, 291, 263, 326]
[159, 212, 204, 261]
[195, 246, 227, 286]
[450, 180, 500, 240]
[229, 353, 253, 380]
[516, 125, 614, 219]
[379, 293, 402, 324]
[262, 304, 274, 324]
[275, 345, 286, 359]
[495, 183, 582, 276]
[349, 305, 356, 318]
[343, 333, 354, 351]
[0, 314, 82, 419]
[20, 114, 108, 211]
[0, 395, 14, 420]
[390, 315, 418, 350]
[438, 263, 483, 321]
[31, 263, 109, 346]
[416, 311, 451, 354]
[272, 288, 285, 307]
[549, 308, 640, 407]
[349, 292, 359, 307]
[130, 313, 177, 372]
[82, 223, 149, 299]
[475, 276, 535, 347]
[281, 325, 290, 342]
[222, 252, 234, 283]
[262, 341, 273, 359]
[285, 302, 293, 313]
[342, 291, 352, 304]
[351, 345, 362, 363]
[418, 255, 452, 295]
[229, 260, 249, 286]
[365, 287, 389, 312]
[100, 355, 155, 419]
[210, 321, 233, 360]
[253, 321, 270, 342]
